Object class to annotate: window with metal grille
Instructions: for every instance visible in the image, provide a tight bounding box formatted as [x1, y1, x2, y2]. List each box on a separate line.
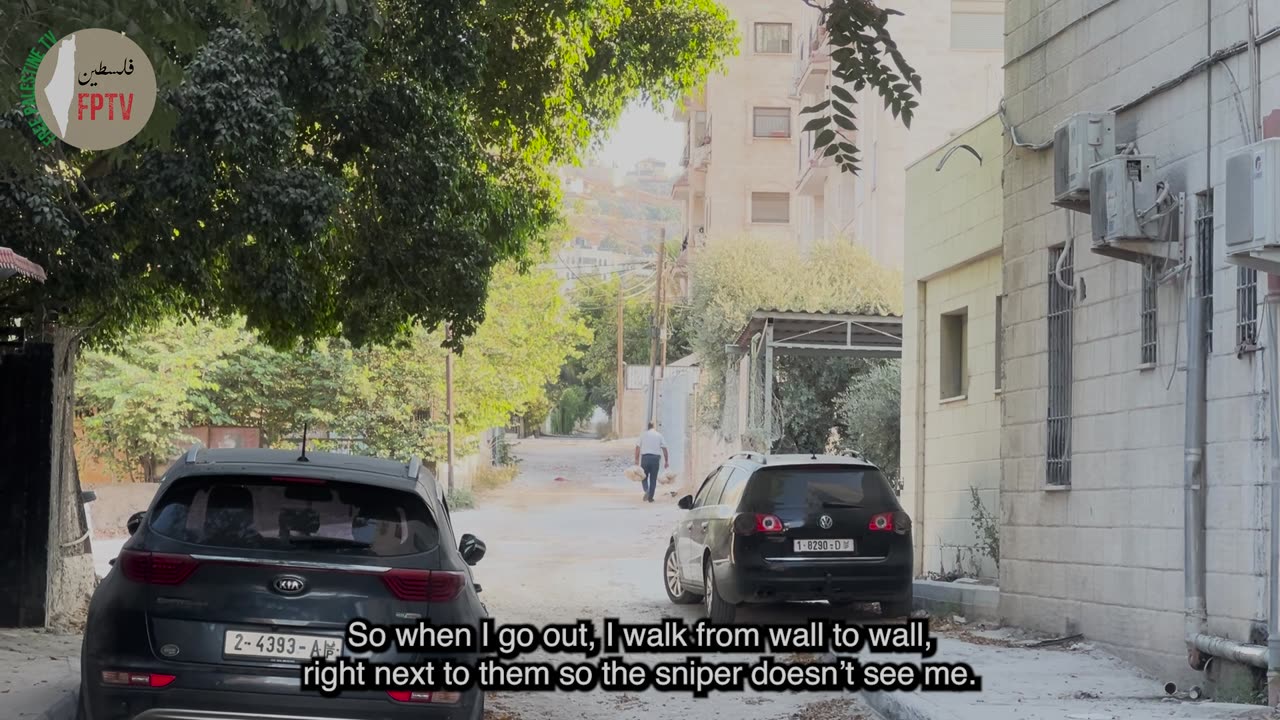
[754, 23, 792, 54]
[994, 295, 1003, 392]
[753, 107, 792, 138]
[1140, 260, 1157, 365]
[1047, 246, 1073, 487]
[1237, 266, 1259, 348]
[751, 192, 790, 223]
[1195, 190, 1214, 353]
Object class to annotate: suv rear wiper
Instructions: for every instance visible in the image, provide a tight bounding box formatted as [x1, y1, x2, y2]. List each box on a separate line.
[821, 501, 863, 509]
[285, 537, 372, 549]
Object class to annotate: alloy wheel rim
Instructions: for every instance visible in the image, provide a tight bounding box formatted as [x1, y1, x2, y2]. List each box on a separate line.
[704, 565, 713, 615]
[666, 551, 681, 597]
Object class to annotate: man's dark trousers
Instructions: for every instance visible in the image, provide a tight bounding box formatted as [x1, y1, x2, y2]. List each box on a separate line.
[640, 453, 661, 501]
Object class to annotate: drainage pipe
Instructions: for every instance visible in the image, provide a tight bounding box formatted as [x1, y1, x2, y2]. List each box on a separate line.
[1192, 632, 1267, 669]
[1267, 289, 1280, 698]
[1184, 295, 1208, 649]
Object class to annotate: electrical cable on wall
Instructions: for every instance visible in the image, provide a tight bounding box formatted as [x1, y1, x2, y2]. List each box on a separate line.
[999, 99, 1054, 151]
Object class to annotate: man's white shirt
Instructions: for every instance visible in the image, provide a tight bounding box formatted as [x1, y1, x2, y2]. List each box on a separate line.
[636, 428, 666, 456]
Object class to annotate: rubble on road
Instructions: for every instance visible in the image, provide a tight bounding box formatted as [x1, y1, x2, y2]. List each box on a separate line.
[0, 628, 80, 719]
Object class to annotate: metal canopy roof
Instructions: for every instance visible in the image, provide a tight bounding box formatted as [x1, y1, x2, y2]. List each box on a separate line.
[733, 309, 903, 359]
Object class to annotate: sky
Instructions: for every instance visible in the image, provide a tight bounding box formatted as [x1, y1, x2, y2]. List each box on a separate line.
[594, 101, 684, 176]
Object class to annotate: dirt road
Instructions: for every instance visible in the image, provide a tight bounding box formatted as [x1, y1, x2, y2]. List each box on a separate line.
[457, 436, 881, 720]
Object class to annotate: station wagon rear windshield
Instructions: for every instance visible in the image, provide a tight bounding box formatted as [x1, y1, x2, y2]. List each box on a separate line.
[742, 466, 898, 512]
[148, 475, 439, 556]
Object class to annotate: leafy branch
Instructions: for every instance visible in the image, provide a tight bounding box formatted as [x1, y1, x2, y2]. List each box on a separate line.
[800, 0, 922, 175]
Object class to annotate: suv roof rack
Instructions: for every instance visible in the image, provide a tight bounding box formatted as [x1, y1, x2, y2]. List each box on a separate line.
[184, 443, 203, 464]
[407, 456, 421, 480]
[731, 451, 767, 464]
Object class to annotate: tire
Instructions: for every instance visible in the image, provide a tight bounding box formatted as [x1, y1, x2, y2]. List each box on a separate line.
[881, 588, 914, 618]
[75, 685, 89, 720]
[663, 544, 701, 604]
[703, 560, 737, 624]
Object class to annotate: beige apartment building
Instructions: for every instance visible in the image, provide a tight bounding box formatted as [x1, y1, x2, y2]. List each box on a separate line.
[672, 0, 809, 253]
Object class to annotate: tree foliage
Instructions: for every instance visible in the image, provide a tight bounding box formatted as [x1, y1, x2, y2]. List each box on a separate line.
[77, 262, 587, 473]
[800, 0, 922, 175]
[688, 237, 900, 427]
[834, 358, 901, 480]
[0, 0, 735, 349]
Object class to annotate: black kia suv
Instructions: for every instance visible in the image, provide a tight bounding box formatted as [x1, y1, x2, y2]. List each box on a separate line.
[663, 452, 912, 623]
[80, 446, 488, 720]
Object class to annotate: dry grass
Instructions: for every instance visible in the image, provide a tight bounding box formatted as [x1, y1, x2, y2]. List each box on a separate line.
[474, 465, 519, 493]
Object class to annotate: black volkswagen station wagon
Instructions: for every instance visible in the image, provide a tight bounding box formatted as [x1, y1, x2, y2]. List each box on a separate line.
[80, 446, 488, 720]
[663, 452, 912, 623]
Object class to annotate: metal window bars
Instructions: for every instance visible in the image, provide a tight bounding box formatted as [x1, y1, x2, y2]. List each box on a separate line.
[1046, 246, 1074, 487]
[1237, 265, 1259, 349]
[1141, 260, 1158, 365]
[1195, 192, 1214, 354]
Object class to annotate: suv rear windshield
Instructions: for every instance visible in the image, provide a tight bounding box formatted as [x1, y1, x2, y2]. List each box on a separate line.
[149, 475, 439, 557]
[741, 466, 898, 512]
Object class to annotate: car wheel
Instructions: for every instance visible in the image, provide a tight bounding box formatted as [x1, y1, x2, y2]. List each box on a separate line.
[703, 560, 736, 623]
[75, 685, 88, 720]
[664, 544, 701, 604]
[881, 588, 914, 618]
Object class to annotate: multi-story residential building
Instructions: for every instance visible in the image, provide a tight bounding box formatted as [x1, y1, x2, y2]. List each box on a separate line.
[998, 0, 1278, 687]
[671, 0, 808, 254]
[900, 113, 1004, 584]
[793, 0, 1004, 268]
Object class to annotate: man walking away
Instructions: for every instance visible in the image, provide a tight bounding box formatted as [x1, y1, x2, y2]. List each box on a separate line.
[634, 422, 668, 503]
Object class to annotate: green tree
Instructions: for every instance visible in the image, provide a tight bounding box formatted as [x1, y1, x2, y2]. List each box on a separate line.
[78, 318, 247, 481]
[834, 359, 901, 481]
[0, 0, 735, 350]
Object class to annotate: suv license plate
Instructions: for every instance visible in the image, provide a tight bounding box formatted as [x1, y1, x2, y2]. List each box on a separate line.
[224, 630, 341, 661]
[794, 539, 854, 553]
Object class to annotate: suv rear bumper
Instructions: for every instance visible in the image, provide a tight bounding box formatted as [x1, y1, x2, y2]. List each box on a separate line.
[716, 558, 912, 605]
[85, 685, 482, 720]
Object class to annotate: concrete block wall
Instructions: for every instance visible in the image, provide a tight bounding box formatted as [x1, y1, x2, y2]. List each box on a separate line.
[1000, 0, 1272, 682]
[901, 115, 1005, 583]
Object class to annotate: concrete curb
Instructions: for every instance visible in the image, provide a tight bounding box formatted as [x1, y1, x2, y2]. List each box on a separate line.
[861, 690, 965, 720]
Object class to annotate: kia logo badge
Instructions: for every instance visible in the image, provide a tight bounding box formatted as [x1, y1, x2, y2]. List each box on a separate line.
[272, 575, 306, 595]
[818, 515, 833, 529]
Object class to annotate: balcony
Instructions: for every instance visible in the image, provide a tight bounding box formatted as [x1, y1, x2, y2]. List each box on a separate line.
[796, 128, 832, 196]
[792, 24, 830, 98]
[691, 113, 712, 170]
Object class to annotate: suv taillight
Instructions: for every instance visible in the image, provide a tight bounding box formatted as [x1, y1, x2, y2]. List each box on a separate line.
[118, 550, 200, 585]
[388, 690, 461, 704]
[868, 512, 910, 535]
[733, 513, 785, 535]
[381, 569, 466, 601]
[101, 671, 176, 688]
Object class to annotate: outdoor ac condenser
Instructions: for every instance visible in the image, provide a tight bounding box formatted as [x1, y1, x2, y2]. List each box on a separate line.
[1088, 155, 1173, 264]
[1052, 112, 1116, 213]
[1225, 138, 1280, 274]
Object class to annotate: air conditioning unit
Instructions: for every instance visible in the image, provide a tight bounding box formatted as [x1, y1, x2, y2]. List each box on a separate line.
[1225, 138, 1280, 273]
[1089, 154, 1171, 263]
[1052, 112, 1116, 213]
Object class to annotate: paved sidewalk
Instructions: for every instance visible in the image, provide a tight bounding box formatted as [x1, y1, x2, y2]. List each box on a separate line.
[0, 629, 81, 719]
[858, 629, 1271, 720]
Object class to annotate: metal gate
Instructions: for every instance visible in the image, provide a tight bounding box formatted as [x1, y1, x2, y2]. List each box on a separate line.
[0, 342, 53, 626]
[656, 369, 696, 484]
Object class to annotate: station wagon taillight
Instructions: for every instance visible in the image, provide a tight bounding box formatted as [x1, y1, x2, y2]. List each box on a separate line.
[868, 512, 910, 535]
[733, 513, 785, 535]
[380, 568, 466, 601]
[118, 550, 200, 585]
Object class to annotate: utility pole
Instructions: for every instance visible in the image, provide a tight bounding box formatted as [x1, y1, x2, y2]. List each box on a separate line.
[645, 229, 666, 427]
[615, 276, 625, 437]
[445, 323, 455, 493]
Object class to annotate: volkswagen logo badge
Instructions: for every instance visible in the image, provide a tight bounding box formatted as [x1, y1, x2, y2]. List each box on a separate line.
[272, 575, 307, 595]
[818, 514, 834, 529]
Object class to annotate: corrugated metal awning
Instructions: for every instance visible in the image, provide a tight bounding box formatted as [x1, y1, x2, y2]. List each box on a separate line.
[733, 309, 903, 358]
[0, 248, 47, 282]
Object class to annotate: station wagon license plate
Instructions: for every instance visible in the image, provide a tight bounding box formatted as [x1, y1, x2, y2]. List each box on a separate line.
[223, 630, 341, 661]
[794, 538, 854, 553]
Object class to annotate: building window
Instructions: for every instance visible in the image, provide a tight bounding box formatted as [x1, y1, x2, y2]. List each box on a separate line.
[753, 107, 791, 138]
[754, 23, 792, 54]
[950, 1, 1003, 50]
[1196, 190, 1214, 354]
[750, 192, 790, 224]
[1140, 260, 1158, 365]
[994, 295, 1003, 392]
[1238, 266, 1259, 349]
[1047, 245, 1073, 488]
[940, 308, 968, 400]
